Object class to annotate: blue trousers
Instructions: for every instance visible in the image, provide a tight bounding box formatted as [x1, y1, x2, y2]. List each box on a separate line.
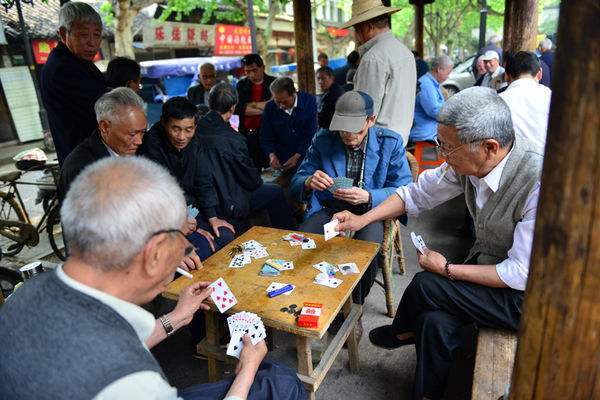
[187, 218, 235, 261]
[178, 359, 307, 400]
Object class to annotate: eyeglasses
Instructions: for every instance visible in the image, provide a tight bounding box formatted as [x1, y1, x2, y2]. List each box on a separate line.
[434, 137, 482, 158]
[149, 229, 194, 258]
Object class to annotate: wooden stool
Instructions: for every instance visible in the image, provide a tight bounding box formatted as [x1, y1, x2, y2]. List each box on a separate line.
[412, 141, 445, 174]
[472, 328, 517, 400]
[377, 152, 419, 318]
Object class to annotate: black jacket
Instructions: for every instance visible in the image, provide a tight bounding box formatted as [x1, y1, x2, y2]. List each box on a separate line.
[41, 42, 107, 164]
[318, 83, 345, 129]
[234, 74, 276, 134]
[196, 111, 262, 220]
[187, 84, 208, 107]
[58, 130, 110, 201]
[139, 123, 207, 208]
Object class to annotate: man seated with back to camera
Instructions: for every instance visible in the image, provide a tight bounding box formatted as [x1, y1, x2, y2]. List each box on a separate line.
[195, 82, 295, 234]
[291, 91, 413, 337]
[140, 96, 235, 260]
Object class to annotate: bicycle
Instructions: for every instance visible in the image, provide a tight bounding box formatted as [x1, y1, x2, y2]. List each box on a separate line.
[0, 161, 65, 261]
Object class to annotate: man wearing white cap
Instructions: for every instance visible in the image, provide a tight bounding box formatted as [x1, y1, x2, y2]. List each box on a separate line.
[340, 0, 416, 146]
[480, 50, 507, 90]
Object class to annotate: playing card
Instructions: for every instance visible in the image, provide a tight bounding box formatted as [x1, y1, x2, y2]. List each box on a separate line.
[229, 253, 250, 268]
[323, 219, 340, 241]
[227, 311, 267, 356]
[248, 247, 269, 259]
[410, 232, 428, 255]
[338, 262, 360, 275]
[265, 282, 295, 295]
[226, 330, 244, 358]
[186, 205, 199, 219]
[328, 177, 353, 193]
[313, 261, 337, 275]
[301, 238, 316, 250]
[259, 264, 281, 276]
[314, 272, 343, 288]
[280, 260, 294, 270]
[242, 240, 264, 251]
[210, 278, 238, 313]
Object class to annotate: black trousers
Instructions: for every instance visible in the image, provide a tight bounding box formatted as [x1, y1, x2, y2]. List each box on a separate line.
[392, 271, 523, 400]
[299, 208, 382, 305]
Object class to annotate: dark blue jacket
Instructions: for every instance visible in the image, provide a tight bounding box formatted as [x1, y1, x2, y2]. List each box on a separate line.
[260, 92, 318, 163]
[41, 42, 107, 164]
[291, 127, 413, 219]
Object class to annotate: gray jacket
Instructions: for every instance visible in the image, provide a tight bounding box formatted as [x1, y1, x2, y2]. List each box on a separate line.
[355, 31, 417, 145]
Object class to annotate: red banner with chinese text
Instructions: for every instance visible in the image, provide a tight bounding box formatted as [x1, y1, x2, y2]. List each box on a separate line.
[32, 39, 100, 63]
[214, 24, 252, 56]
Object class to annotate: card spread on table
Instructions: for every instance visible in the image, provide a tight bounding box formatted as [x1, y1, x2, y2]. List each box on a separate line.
[265, 258, 294, 271]
[323, 219, 340, 241]
[229, 253, 251, 268]
[328, 177, 353, 193]
[314, 272, 342, 288]
[226, 311, 266, 358]
[301, 238, 316, 250]
[265, 282, 295, 296]
[313, 261, 338, 276]
[338, 262, 360, 275]
[259, 264, 281, 276]
[209, 278, 238, 313]
[229, 240, 268, 268]
[410, 232, 428, 255]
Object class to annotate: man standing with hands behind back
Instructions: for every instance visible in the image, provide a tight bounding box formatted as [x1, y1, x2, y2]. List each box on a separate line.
[235, 54, 276, 169]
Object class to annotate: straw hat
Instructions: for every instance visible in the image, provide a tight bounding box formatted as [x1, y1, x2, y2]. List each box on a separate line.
[340, 0, 402, 29]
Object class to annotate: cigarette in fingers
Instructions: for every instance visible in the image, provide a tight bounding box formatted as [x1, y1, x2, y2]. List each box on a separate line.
[436, 165, 450, 184]
[176, 267, 193, 279]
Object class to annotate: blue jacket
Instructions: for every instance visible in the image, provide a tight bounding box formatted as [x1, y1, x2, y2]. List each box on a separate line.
[410, 72, 444, 142]
[260, 92, 318, 163]
[291, 126, 413, 219]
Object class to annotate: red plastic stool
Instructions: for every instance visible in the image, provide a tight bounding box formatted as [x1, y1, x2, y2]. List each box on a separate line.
[411, 141, 445, 174]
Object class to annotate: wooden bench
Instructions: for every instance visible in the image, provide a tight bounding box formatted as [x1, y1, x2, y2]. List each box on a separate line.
[472, 328, 518, 400]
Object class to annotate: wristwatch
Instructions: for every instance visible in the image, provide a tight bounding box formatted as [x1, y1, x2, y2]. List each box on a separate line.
[159, 314, 174, 336]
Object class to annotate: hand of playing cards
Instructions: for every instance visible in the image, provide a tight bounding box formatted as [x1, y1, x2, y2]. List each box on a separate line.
[328, 176, 353, 193]
[226, 312, 267, 358]
[411, 232, 428, 255]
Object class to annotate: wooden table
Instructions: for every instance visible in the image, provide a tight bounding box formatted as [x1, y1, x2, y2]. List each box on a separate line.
[163, 226, 379, 399]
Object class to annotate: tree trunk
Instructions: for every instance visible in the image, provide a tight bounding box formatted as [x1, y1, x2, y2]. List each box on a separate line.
[114, 0, 136, 59]
[502, 0, 538, 53]
[259, 0, 279, 62]
[509, 1, 600, 399]
[292, 0, 315, 94]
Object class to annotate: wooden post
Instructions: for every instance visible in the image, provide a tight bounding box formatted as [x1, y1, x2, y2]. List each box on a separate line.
[509, 2, 600, 399]
[502, 0, 538, 53]
[292, 0, 315, 95]
[415, 0, 424, 57]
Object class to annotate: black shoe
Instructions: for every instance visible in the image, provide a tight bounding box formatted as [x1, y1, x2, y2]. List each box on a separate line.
[369, 325, 415, 349]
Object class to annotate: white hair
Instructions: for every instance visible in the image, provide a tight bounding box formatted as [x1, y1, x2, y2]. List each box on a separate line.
[488, 35, 501, 45]
[431, 55, 453, 70]
[58, 2, 102, 31]
[436, 86, 514, 149]
[61, 157, 187, 271]
[539, 38, 553, 51]
[94, 87, 145, 123]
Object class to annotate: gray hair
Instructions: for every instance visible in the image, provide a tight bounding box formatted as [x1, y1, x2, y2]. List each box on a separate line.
[58, 2, 102, 31]
[270, 77, 296, 96]
[431, 55, 453, 70]
[488, 35, 501, 45]
[61, 157, 187, 271]
[436, 86, 514, 149]
[94, 87, 145, 123]
[199, 62, 216, 72]
[208, 82, 238, 114]
[539, 38, 552, 51]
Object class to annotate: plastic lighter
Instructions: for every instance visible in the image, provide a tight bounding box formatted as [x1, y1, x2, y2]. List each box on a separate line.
[267, 284, 294, 298]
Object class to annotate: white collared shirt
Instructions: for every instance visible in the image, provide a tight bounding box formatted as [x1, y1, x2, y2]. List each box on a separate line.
[56, 266, 241, 400]
[281, 94, 298, 115]
[396, 150, 539, 291]
[500, 78, 552, 150]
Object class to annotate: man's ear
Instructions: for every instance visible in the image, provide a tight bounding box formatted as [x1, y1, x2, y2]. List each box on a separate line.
[58, 27, 68, 43]
[484, 139, 501, 156]
[367, 115, 377, 128]
[141, 235, 166, 279]
[535, 68, 543, 83]
[98, 120, 110, 135]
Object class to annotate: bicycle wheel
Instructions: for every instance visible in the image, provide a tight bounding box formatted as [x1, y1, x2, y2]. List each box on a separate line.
[47, 204, 66, 261]
[0, 191, 28, 256]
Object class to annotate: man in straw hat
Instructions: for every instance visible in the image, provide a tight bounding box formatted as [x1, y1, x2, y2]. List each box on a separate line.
[341, 0, 416, 146]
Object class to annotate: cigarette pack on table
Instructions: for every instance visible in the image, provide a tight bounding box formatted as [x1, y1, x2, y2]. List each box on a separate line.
[297, 302, 322, 328]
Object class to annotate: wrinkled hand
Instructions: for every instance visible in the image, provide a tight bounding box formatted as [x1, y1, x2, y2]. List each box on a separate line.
[282, 154, 301, 171]
[417, 249, 447, 275]
[170, 281, 212, 329]
[332, 210, 367, 233]
[179, 249, 202, 271]
[235, 336, 268, 374]
[333, 187, 370, 205]
[208, 217, 235, 238]
[183, 217, 197, 236]
[269, 153, 281, 170]
[195, 228, 216, 252]
[305, 170, 333, 191]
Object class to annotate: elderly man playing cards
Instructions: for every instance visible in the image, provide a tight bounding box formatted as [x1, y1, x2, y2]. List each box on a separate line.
[334, 87, 543, 400]
[0, 157, 306, 400]
[291, 91, 413, 334]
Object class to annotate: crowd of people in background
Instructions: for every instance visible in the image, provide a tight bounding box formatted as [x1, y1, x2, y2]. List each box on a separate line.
[0, 0, 557, 399]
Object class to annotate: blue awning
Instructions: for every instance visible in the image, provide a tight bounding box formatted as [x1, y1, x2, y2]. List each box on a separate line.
[270, 57, 347, 74]
[140, 56, 242, 79]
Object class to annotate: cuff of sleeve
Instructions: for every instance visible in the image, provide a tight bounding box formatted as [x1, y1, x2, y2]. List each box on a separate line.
[495, 262, 526, 291]
[223, 396, 244, 400]
[395, 185, 419, 217]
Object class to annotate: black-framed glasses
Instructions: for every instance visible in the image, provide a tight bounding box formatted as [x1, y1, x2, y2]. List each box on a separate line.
[434, 137, 483, 158]
[149, 229, 194, 258]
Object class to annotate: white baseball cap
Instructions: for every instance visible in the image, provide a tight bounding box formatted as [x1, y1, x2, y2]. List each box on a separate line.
[481, 50, 499, 61]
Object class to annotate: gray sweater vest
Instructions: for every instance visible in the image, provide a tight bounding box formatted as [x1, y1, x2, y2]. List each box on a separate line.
[0, 271, 164, 400]
[458, 135, 543, 265]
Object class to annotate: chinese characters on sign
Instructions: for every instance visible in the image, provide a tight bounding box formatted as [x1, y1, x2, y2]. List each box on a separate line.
[32, 40, 101, 63]
[143, 21, 214, 49]
[214, 24, 252, 56]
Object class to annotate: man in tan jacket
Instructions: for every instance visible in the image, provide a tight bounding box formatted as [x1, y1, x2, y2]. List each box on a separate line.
[341, 0, 416, 146]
